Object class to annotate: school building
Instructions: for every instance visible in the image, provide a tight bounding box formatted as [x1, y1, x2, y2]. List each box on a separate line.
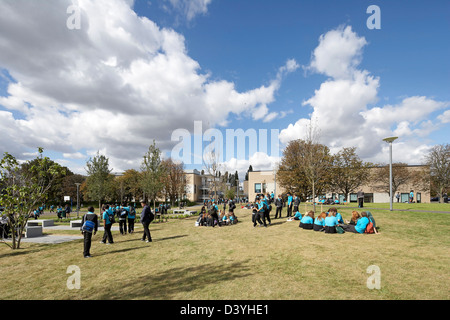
[246, 165, 431, 204]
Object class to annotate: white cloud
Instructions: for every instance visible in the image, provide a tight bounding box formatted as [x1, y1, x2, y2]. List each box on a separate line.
[280, 25, 449, 165]
[220, 151, 281, 180]
[0, 0, 294, 172]
[164, 0, 212, 22]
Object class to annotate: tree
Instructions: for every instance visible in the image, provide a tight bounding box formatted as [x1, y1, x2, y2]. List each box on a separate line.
[0, 148, 65, 249]
[85, 151, 113, 209]
[424, 144, 450, 202]
[141, 140, 166, 210]
[329, 147, 372, 201]
[162, 159, 186, 207]
[372, 163, 412, 201]
[277, 139, 332, 211]
[203, 149, 221, 201]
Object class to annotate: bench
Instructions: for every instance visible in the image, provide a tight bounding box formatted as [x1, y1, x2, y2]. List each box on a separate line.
[25, 226, 43, 238]
[173, 210, 197, 216]
[27, 219, 54, 227]
[71, 220, 100, 228]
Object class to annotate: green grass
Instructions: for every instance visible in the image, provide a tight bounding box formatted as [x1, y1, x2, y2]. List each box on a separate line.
[1, 204, 449, 300]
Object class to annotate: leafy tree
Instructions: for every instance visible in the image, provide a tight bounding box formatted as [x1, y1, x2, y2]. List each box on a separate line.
[277, 139, 332, 211]
[162, 159, 186, 207]
[85, 151, 113, 209]
[0, 148, 65, 249]
[329, 147, 372, 201]
[141, 140, 166, 210]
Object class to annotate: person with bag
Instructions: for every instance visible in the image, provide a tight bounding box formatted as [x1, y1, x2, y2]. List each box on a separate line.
[80, 206, 98, 258]
[140, 200, 154, 243]
[128, 204, 136, 234]
[118, 203, 129, 235]
[100, 204, 114, 244]
[341, 211, 370, 234]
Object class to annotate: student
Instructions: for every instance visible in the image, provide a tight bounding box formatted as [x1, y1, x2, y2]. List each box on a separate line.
[287, 193, 293, 217]
[328, 207, 344, 224]
[274, 195, 283, 219]
[293, 194, 300, 214]
[100, 205, 114, 244]
[341, 211, 370, 234]
[140, 200, 153, 242]
[314, 212, 327, 231]
[263, 194, 272, 225]
[253, 198, 266, 227]
[324, 211, 338, 233]
[299, 211, 314, 229]
[80, 206, 98, 258]
[288, 211, 302, 221]
[346, 211, 361, 225]
[118, 203, 128, 235]
[128, 204, 136, 234]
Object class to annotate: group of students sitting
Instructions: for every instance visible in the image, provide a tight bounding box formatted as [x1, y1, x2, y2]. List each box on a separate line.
[289, 207, 378, 234]
[196, 203, 238, 227]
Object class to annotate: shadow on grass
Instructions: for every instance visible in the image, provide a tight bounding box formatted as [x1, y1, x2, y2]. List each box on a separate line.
[98, 259, 252, 300]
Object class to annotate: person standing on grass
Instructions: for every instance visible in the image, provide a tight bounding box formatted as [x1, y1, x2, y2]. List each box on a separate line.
[128, 204, 136, 234]
[80, 206, 98, 258]
[140, 200, 153, 243]
[274, 195, 283, 219]
[101, 204, 114, 244]
[286, 193, 293, 217]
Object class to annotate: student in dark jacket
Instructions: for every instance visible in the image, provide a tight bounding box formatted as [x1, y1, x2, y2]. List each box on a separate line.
[274, 195, 283, 219]
[80, 206, 98, 258]
[140, 201, 153, 243]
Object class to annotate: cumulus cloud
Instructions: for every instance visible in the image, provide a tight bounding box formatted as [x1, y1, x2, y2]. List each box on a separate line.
[280, 25, 449, 165]
[0, 0, 295, 173]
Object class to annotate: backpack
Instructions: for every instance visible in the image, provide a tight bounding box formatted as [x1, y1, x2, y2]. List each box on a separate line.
[120, 209, 128, 219]
[365, 221, 375, 234]
[148, 210, 155, 223]
[108, 211, 115, 224]
[82, 219, 95, 233]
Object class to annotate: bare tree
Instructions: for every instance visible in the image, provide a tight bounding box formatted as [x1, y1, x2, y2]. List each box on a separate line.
[203, 149, 222, 202]
[424, 144, 450, 202]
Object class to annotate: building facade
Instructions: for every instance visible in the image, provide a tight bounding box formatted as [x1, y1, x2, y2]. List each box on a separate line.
[247, 165, 430, 204]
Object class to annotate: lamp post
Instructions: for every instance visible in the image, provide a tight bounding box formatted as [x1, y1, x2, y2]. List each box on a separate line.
[382, 137, 398, 211]
[75, 183, 81, 218]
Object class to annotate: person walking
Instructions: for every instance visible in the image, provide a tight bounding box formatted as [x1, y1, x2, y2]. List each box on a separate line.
[80, 206, 98, 258]
[140, 200, 154, 243]
[128, 204, 136, 234]
[101, 204, 114, 244]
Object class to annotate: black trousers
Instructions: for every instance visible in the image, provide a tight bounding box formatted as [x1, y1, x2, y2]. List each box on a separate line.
[275, 207, 282, 218]
[342, 224, 358, 233]
[119, 219, 127, 234]
[142, 222, 152, 241]
[102, 224, 114, 243]
[287, 204, 293, 217]
[252, 212, 265, 227]
[358, 198, 364, 208]
[83, 231, 93, 256]
[263, 211, 271, 224]
[128, 218, 135, 233]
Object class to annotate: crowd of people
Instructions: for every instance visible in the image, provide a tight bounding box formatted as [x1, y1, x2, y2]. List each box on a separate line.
[196, 199, 239, 227]
[80, 201, 153, 258]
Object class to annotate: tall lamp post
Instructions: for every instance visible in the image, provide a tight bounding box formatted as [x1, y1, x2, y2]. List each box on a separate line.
[75, 183, 81, 218]
[382, 137, 398, 211]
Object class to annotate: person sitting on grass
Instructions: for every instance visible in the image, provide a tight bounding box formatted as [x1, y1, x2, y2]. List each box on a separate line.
[313, 212, 327, 231]
[327, 207, 344, 224]
[299, 211, 314, 229]
[346, 211, 361, 225]
[324, 210, 339, 233]
[341, 211, 372, 234]
[287, 211, 302, 221]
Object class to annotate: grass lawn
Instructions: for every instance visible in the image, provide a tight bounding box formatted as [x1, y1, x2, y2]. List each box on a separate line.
[1, 203, 449, 300]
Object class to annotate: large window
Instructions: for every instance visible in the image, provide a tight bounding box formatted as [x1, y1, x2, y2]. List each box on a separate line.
[254, 183, 262, 194]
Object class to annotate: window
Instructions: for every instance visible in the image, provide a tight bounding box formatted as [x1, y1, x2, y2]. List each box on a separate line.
[254, 183, 261, 194]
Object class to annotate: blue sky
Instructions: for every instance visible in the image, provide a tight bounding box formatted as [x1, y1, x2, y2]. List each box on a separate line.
[0, 0, 448, 177]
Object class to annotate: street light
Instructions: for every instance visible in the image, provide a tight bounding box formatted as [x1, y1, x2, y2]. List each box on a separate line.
[383, 137, 398, 211]
[75, 183, 81, 218]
